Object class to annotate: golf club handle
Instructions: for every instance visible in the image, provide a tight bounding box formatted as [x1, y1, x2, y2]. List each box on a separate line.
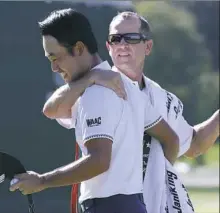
[27, 195, 35, 213]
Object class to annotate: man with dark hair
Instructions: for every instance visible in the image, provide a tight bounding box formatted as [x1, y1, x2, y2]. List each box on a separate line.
[10, 8, 180, 213]
[38, 8, 98, 83]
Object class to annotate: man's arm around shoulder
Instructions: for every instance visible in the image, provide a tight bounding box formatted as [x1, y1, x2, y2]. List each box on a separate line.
[43, 70, 126, 119]
[43, 74, 93, 119]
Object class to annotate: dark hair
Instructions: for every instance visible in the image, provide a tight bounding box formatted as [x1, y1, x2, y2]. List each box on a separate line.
[38, 8, 98, 54]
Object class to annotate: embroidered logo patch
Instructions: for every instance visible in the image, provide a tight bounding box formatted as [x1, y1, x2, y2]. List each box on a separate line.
[86, 117, 101, 127]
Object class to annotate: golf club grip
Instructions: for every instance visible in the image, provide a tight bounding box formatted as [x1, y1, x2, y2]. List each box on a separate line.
[27, 195, 35, 213]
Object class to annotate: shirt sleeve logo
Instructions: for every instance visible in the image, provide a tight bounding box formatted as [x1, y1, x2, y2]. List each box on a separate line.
[86, 117, 101, 127]
[166, 91, 183, 119]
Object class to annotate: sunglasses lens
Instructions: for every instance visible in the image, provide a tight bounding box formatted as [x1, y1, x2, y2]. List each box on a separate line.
[124, 34, 142, 44]
[108, 33, 144, 45]
[108, 35, 122, 44]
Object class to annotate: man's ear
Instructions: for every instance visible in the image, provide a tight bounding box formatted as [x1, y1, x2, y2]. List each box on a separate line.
[74, 41, 85, 56]
[106, 41, 110, 52]
[145, 39, 153, 56]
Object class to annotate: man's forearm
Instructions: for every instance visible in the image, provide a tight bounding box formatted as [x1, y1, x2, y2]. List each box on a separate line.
[41, 154, 107, 189]
[186, 109, 219, 158]
[43, 74, 93, 119]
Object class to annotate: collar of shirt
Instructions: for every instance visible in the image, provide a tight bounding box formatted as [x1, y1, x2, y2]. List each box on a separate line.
[112, 66, 146, 89]
[91, 61, 112, 71]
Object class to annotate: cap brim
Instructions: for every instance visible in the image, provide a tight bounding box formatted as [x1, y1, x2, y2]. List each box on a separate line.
[0, 151, 26, 180]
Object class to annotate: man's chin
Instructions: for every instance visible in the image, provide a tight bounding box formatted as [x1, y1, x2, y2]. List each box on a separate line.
[63, 74, 78, 83]
[62, 76, 70, 83]
[117, 63, 131, 70]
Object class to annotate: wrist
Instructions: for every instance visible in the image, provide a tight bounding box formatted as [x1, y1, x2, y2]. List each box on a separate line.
[165, 146, 178, 165]
[39, 174, 50, 190]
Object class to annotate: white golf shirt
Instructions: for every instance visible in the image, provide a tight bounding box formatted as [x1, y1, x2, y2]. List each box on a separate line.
[56, 61, 162, 203]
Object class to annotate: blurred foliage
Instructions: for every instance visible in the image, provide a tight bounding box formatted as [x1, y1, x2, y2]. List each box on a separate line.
[172, 1, 219, 71]
[195, 72, 219, 121]
[135, 2, 219, 124]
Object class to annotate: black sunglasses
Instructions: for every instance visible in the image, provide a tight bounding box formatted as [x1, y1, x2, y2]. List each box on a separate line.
[107, 33, 149, 45]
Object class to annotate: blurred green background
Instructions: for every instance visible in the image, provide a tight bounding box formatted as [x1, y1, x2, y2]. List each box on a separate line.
[182, 143, 219, 213]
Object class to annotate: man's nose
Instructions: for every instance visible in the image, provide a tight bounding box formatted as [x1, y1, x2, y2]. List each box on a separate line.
[116, 38, 129, 50]
[119, 38, 128, 46]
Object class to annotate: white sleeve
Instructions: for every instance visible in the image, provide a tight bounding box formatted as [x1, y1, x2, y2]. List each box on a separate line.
[56, 117, 75, 129]
[176, 115, 194, 157]
[77, 85, 122, 144]
[56, 102, 78, 129]
[144, 96, 163, 130]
